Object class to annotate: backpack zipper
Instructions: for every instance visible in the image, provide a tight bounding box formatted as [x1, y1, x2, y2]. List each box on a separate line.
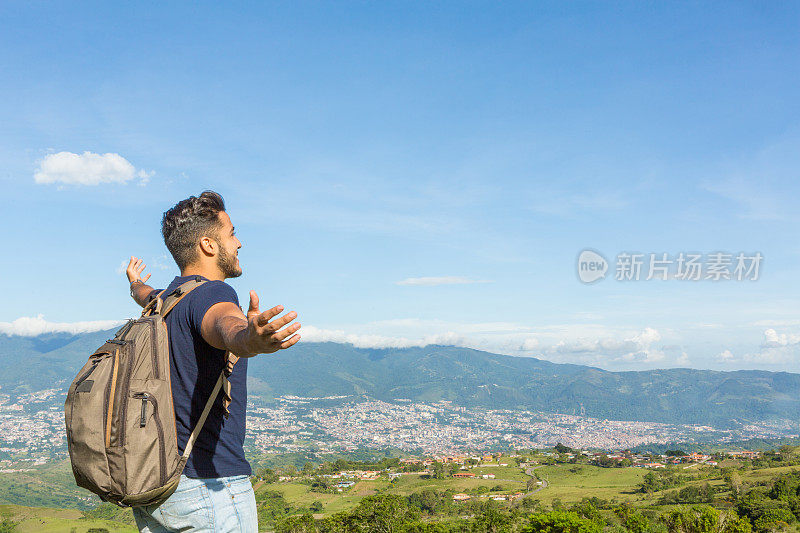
[117, 339, 134, 448]
[162, 321, 179, 449]
[104, 351, 120, 448]
[149, 318, 159, 379]
[137, 395, 148, 427]
[133, 392, 166, 486]
[73, 353, 105, 389]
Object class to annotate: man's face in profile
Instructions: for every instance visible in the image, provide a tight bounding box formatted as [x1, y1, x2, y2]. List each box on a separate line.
[214, 211, 242, 279]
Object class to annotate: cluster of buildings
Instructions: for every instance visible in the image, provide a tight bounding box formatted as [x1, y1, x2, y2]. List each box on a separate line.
[0, 388, 788, 467]
[246, 396, 796, 455]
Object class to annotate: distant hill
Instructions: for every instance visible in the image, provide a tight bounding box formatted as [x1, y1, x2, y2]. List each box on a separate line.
[2, 330, 800, 428]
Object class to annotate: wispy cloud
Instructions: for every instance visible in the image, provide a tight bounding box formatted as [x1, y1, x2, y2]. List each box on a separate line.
[300, 325, 466, 349]
[34, 151, 153, 186]
[530, 191, 629, 217]
[702, 178, 785, 221]
[547, 327, 665, 364]
[0, 315, 124, 336]
[700, 136, 800, 222]
[299, 320, 677, 369]
[116, 254, 172, 276]
[395, 276, 491, 286]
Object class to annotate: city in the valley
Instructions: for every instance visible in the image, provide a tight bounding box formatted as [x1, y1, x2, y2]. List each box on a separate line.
[1, 390, 797, 467]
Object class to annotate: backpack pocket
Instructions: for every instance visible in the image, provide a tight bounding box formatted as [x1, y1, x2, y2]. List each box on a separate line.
[122, 380, 173, 495]
[65, 351, 117, 495]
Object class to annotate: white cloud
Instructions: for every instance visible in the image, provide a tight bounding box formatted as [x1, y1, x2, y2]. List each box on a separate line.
[676, 352, 690, 366]
[750, 319, 800, 327]
[632, 327, 661, 346]
[736, 329, 800, 365]
[395, 276, 491, 286]
[716, 349, 735, 362]
[0, 315, 124, 337]
[34, 151, 153, 186]
[743, 347, 797, 365]
[762, 328, 800, 347]
[300, 325, 466, 349]
[520, 337, 540, 351]
[548, 327, 665, 364]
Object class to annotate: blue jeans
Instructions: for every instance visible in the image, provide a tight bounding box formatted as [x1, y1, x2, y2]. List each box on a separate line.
[133, 474, 258, 532]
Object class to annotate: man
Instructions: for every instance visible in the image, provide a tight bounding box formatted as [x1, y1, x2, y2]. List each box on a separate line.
[126, 190, 300, 532]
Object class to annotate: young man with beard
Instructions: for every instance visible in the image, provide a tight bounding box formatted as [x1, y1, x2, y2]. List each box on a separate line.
[126, 190, 301, 532]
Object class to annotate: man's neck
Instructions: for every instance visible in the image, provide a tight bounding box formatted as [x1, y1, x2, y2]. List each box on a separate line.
[180, 264, 225, 281]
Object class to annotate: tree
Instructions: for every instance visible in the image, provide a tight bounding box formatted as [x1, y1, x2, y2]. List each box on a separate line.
[554, 443, 573, 454]
[614, 505, 648, 533]
[663, 505, 720, 533]
[522, 510, 602, 533]
[520, 497, 542, 511]
[303, 462, 315, 475]
[667, 450, 688, 457]
[276, 513, 316, 533]
[721, 514, 752, 533]
[729, 472, 743, 498]
[752, 508, 794, 532]
[256, 467, 279, 483]
[348, 495, 420, 533]
[310, 501, 323, 513]
[471, 506, 514, 533]
[0, 515, 19, 533]
[778, 445, 795, 462]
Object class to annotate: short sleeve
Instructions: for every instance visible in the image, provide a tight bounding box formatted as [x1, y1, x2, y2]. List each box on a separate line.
[187, 281, 240, 335]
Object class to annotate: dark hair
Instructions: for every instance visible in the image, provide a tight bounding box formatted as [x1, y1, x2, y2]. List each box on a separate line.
[161, 191, 226, 270]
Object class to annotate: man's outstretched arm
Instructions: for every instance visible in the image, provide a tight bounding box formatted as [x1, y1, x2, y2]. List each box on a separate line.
[126, 256, 156, 307]
[201, 291, 301, 358]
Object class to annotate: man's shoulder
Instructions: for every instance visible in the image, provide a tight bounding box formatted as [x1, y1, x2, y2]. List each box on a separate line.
[188, 278, 240, 307]
[150, 276, 239, 313]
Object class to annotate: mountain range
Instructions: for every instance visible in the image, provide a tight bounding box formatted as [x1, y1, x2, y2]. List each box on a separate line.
[2, 328, 799, 428]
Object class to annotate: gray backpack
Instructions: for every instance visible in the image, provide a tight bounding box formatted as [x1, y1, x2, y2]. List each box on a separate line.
[64, 278, 237, 507]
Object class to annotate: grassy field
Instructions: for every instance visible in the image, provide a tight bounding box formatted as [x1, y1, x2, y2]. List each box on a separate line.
[0, 460, 100, 510]
[0, 503, 137, 533]
[532, 465, 647, 505]
[3, 461, 798, 531]
[254, 468, 529, 517]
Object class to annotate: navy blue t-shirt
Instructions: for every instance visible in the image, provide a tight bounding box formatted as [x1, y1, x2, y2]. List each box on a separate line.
[149, 275, 250, 478]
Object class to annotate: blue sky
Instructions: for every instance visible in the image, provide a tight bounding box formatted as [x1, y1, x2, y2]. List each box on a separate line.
[2, 2, 799, 371]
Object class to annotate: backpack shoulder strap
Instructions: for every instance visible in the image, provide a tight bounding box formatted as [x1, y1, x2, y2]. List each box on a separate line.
[141, 277, 207, 318]
[181, 366, 233, 461]
[161, 277, 207, 317]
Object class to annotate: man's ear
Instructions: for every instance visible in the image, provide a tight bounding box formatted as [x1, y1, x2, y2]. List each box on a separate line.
[199, 236, 217, 256]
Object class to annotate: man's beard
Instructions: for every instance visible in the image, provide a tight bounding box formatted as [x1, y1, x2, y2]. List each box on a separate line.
[217, 245, 242, 278]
